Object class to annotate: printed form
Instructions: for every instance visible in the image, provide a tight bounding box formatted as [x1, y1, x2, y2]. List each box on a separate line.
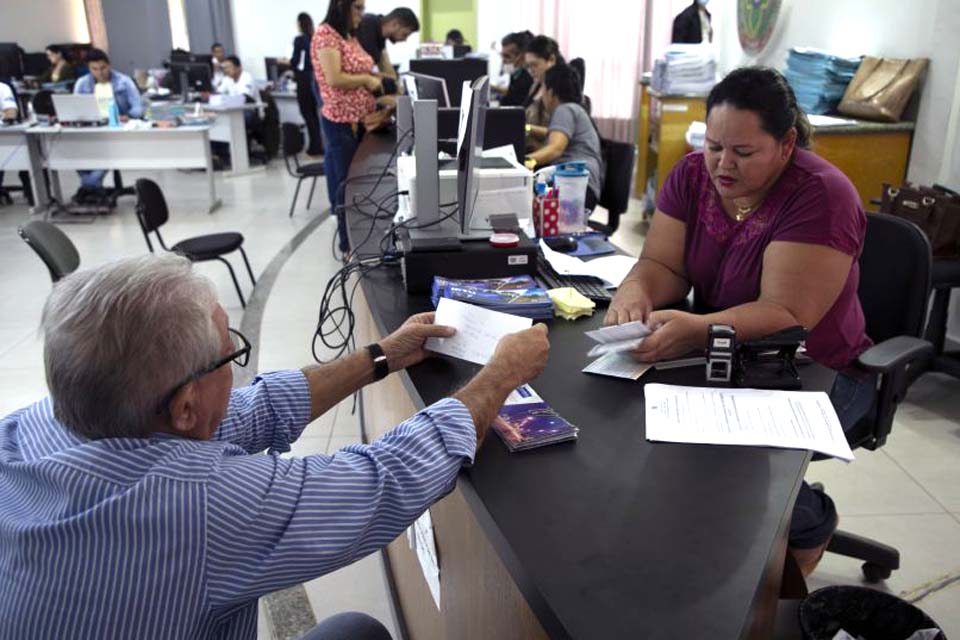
[644, 384, 854, 461]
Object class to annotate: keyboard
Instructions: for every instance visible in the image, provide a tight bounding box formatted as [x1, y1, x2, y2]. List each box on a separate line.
[536, 253, 613, 305]
[438, 156, 515, 171]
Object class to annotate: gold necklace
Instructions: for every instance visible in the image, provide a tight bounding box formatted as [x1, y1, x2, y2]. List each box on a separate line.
[734, 202, 758, 222]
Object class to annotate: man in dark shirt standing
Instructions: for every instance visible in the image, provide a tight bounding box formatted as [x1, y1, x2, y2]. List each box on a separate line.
[356, 7, 420, 81]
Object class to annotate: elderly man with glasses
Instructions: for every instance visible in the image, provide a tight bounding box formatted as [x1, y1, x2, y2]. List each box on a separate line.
[0, 254, 550, 640]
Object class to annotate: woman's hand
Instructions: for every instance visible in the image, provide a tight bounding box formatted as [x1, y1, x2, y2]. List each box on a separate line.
[363, 109, 391, 132]
[603, 280, 654, 326]
[630, 309, 709, 363]
[364, 75, 383, 93]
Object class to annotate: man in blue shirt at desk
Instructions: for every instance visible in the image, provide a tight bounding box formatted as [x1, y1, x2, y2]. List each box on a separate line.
[0, 255, 549, 639]
[72, 48, 143, 201]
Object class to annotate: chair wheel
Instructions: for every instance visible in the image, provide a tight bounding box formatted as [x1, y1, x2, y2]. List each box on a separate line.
[862, 562, 892, 583]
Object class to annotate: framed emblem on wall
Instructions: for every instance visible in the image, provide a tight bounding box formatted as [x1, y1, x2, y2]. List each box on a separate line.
[738, 0, 783, 54]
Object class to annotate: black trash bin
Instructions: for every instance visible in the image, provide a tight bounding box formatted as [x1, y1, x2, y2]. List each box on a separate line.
[799, 586, 945, 640]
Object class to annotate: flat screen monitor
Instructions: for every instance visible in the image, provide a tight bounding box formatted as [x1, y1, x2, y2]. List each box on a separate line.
[409, 58, 485, 107]
[169, 61, 213, 94]
[405, 72, 449, 108]
[456, 75, 489, 235]
[265, 57, 291, 83]
[0, 43, 23, 79]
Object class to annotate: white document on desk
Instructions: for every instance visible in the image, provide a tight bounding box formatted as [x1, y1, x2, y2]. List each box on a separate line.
[644, 384, 855, 461]
[582, 352, 653, 380]
[426, 297, 533, 365]
[539, 240, 637, 288]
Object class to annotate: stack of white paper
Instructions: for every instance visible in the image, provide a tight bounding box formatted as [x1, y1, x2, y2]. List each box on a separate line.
[644, 384, 855, 461]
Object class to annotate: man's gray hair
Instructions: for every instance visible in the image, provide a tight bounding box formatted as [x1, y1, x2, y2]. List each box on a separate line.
[41, 255, 221, 440]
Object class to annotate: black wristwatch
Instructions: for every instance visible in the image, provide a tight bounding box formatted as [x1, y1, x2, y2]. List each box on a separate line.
[365, 343, 389, 381]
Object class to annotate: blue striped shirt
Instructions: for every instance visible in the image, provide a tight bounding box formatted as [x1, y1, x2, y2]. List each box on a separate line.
[0, 370, 476, 639]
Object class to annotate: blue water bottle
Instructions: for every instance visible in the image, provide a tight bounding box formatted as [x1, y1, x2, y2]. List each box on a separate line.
[107, 100, 121, 127]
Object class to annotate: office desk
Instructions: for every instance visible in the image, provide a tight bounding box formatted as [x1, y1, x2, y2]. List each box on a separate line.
[205, 104, 264, 176]
[272, 90, 304, 126]
[0, 124, 45, 212]
[346, 132, 836, 639]
[28, 125, 221, 213]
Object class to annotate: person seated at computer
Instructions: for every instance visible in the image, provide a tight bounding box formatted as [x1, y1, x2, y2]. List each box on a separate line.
[0, 81, 16, 120]
[72, 48, 144, 200]
[445, 29, 466, 47]
[313, 0, 394, 254]
[524, 64, 603, 212]
[494, 31, 534, 107]
[356, 7, 420, 81]
[523, 35, 564, 152]
[211, 42, 227, 91]
[38, 45, 76, 85]
[604, 67, 875, 577]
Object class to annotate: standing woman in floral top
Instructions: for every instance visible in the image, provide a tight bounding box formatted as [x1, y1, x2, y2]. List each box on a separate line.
[312, 0, 393, 252]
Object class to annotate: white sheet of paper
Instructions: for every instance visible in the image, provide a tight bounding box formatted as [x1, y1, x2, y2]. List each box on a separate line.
[644, 384, 855, 461]
[413, 509, 441, 609]
[582, 352, 653, 380]
[426, 298, 533, 365]
[584, 320, 653, 357]
[539, 240, 637, 288]
[481, 143, 519, 164]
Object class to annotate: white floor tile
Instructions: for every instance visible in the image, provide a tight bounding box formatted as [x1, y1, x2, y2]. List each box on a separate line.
[302, 552, 400, 639]
[912, 576, 960, 638]
[804, 451, 944, 517]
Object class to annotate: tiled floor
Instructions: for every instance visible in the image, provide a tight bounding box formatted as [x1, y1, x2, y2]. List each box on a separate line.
[1, 163, 959, 638]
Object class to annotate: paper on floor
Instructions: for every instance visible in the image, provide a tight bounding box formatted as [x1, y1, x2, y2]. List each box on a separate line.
[644, 384, 855, 461]
[426, 297, 533, 365]
[412, 509, 441, 610]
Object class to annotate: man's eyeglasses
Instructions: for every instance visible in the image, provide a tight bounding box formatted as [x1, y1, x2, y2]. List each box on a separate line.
[155, 328, 251, 414]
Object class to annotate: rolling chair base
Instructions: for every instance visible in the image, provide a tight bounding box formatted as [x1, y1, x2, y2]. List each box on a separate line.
[812, 482, 901, 583]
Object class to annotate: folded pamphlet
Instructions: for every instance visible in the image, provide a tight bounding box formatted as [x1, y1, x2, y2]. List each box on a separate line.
[584, 320, 653, 358]
[492, 385, 579, 452]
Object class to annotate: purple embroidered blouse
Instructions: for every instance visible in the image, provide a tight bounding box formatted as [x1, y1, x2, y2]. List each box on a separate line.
[656, 149, 873, 372]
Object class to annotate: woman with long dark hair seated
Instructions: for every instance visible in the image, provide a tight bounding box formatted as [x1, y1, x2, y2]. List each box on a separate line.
[525, 64, 603, 212]
[605, 67, 875, 576]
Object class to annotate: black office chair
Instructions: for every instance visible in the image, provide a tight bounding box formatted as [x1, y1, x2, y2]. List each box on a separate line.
[922, 259, 960, 379]
[134, 178, 256, 308]
[589, 138, 635, 235]
[17, 220, 80, 282]
[282, 122, 325, 217]
[250, 90, 281, 164]
[819, 212, 935, 582]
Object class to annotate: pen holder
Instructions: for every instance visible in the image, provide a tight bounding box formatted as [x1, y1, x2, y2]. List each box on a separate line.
[533, 192, 560, 237]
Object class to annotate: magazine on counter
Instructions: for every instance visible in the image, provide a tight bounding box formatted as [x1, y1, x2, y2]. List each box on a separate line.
[492, 384, 579, 452]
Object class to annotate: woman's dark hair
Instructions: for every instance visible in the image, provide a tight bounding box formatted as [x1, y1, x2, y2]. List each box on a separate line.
[707, 66, 812, 149]
[297, 12, 314, 36]
[543, 64, 582, 104]
[385, 7, 419, 31]
[323, 0, 355, 38]
[525, 35, 565, 65]
[46, 44, 65, 57]
[445, 29, 465, 45]
[501, 30, 533, 51]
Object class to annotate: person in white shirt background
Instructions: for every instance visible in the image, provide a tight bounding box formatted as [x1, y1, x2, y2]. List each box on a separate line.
[0, 81, 16, 120]
[219, 55, 259, 102]
[211, 42, 226, 92]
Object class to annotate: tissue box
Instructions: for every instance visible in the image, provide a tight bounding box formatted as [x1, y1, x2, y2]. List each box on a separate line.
[534, 194, 560, 237]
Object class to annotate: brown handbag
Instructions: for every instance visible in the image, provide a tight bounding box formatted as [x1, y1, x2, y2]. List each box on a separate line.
[839, 57, 929, 122]
[880, 183, 960, 258]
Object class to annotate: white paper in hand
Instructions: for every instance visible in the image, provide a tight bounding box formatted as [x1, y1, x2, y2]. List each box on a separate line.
[584, 320, 653, 357]
[426, 298, 533, 365]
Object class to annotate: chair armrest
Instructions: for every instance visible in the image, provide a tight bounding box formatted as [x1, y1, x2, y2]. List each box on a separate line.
[857, 336, 933, 374]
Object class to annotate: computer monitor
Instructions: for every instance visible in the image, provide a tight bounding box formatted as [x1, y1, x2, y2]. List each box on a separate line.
[409, 58, 486, 106]
[456, 76, 489, 236]
[22, 52, 48, 77]
[169, 61, 213, 94]
[452, 44, 472, 59]
[405, 72, 449, 108]
[265, 57, 291, 83]
[0, 43, 23, 79]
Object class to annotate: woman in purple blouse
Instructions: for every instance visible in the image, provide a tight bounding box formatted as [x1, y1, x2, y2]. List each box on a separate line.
[605, 67, 875, 576]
